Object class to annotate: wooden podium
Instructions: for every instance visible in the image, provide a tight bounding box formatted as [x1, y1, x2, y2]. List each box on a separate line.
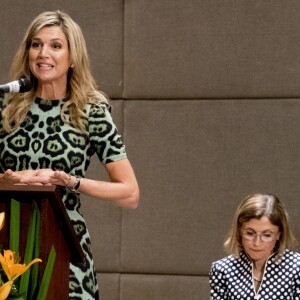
[0, 185, 84, 299]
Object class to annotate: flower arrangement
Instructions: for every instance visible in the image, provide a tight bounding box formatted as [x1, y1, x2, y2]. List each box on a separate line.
[0, 199, 55, 300]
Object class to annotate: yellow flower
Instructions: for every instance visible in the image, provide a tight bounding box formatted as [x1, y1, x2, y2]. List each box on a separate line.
[0, 250, 41, 282]
[0, 211, 42, 299]
[0, 250, 42, 299]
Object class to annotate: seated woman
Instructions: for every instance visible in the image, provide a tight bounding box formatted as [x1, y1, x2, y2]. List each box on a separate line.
[209, 193, 300, 299]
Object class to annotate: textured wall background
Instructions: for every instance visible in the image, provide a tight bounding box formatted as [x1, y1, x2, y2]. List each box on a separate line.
[1, 1, 300, 299]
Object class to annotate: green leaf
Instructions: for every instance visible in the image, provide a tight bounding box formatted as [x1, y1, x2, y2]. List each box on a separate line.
[19, 204, 37, 298]
[28, 203, 41, 299]
[9, 199, 20, 253]
[36, 246, 56, 300]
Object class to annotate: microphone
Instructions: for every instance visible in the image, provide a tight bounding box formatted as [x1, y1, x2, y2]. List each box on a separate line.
[0, 77, 32, 93]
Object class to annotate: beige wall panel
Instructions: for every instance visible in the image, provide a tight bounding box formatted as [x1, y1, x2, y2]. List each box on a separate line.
[97, 273, 210, 300]
[120, 274, 210, 300]
[124, 0, 300, 99]
[97, 273, 120, 300]
[120, 100, 300, 275]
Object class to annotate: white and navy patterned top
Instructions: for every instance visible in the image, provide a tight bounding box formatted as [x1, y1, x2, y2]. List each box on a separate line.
[209, 249, 300, 300]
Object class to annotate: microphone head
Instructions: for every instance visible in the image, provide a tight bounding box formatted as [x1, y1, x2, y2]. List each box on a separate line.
[18, 77, 32, 93]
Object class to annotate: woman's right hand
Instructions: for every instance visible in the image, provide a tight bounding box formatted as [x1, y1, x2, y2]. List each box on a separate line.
[0, 169, 39, 185]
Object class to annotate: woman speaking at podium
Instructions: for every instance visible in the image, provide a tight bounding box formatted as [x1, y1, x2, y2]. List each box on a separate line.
[0, 10, 139, 299]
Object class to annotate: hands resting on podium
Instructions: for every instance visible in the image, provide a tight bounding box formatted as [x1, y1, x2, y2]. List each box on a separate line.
[0, 163, 139, 208]
[0, 168, 70, 186]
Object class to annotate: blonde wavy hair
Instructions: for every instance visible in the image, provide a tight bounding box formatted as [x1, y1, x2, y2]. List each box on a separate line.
[2, 10, 108, 132]
[224, 193, 297, 258]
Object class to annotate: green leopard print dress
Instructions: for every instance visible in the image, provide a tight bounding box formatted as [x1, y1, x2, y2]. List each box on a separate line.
[0, 97, 127, 299]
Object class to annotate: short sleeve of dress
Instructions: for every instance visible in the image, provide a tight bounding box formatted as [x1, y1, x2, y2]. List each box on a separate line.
[88, 103, 127, 164]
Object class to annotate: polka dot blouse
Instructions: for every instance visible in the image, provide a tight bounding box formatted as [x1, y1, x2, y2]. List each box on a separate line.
[209, 249, 300, 299]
